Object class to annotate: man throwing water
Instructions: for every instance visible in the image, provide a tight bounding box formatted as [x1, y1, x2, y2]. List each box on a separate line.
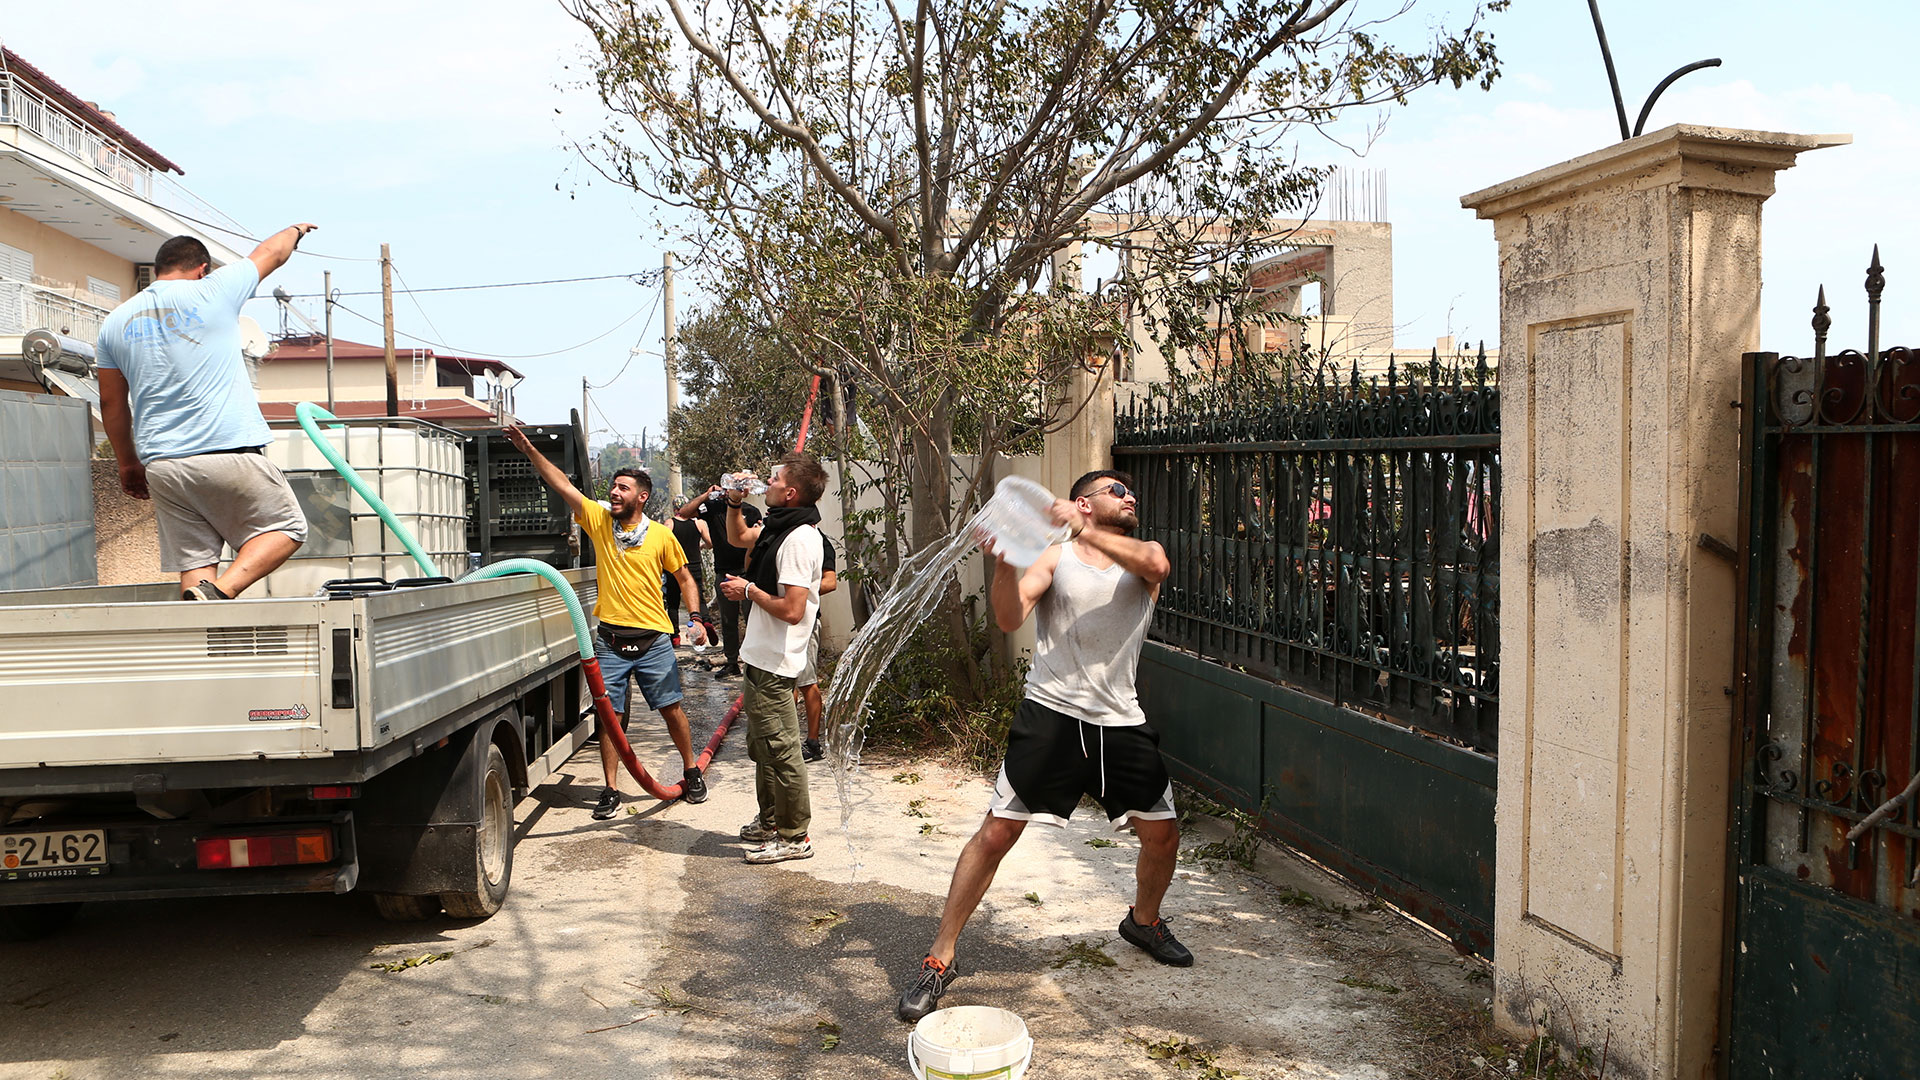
[896, 470, 1185, 1023]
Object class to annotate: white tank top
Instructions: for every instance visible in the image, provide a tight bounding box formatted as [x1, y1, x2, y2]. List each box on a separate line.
[1024, 544, 1155, 727]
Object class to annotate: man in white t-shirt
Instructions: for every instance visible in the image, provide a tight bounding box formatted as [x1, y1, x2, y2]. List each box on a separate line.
[718, 452, 828, 864]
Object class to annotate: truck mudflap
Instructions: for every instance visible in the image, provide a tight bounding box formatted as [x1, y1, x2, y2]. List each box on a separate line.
[0, 812, 358, 906]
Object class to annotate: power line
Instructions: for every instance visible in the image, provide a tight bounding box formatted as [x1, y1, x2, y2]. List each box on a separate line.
[278, 270, 664, 299]
[331, 294, 661, 361]
[585, 289, 666, 390]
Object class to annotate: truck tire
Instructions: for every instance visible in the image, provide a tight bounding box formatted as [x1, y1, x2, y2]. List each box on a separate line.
[371, 893, 442, 921]
[440, 742, 513, 919]
[0, 902, 81, 942]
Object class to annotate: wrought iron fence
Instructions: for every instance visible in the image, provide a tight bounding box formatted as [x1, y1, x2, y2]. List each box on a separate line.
[1113, 350, 1500, 751]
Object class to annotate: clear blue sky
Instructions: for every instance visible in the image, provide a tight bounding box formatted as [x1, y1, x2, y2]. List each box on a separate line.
[6, 1, 1915, 445]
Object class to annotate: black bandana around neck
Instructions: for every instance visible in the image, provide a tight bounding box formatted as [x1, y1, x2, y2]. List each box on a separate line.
[745, 505, 821, 592]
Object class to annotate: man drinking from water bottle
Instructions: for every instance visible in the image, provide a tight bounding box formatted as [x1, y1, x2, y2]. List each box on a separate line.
[718, 453, 827, 864]
[505, 428, 712, 819]
[896, 470, 1187, 1024]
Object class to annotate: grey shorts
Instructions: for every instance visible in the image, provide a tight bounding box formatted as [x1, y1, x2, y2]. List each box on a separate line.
[796, 620, 822, 688]
[147, 451, 309, 573]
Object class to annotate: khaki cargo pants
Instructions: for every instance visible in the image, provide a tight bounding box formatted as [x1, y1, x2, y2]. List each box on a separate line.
[744, 664, 810, 840]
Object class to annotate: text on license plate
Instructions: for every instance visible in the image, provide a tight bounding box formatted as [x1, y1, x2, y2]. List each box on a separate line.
[2, 829, 107, 874]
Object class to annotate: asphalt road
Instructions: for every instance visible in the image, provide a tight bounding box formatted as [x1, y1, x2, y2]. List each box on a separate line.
[0, 660, 1490, 1080]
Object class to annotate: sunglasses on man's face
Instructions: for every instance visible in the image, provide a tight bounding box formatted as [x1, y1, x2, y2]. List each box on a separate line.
[1083, 482, 1133, 501]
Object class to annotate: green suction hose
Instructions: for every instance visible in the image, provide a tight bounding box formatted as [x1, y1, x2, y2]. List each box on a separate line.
[292, 402, 731, 802]
[294, 403, 439, 580]
[293, 402, 592, 659]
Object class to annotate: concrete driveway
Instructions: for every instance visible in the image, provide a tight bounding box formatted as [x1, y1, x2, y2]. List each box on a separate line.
[0, 659, 1493, 1079]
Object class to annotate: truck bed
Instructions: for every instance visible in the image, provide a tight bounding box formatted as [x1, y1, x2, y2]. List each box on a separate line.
[0, 571, 597, 781]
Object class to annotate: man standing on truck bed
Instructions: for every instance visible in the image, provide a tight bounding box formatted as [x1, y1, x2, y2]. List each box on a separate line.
[506, 428, 713, 818]
[96, 228, 316, 600]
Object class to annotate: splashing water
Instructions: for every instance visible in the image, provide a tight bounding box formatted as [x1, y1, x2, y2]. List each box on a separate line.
[822, 508, 999, 846]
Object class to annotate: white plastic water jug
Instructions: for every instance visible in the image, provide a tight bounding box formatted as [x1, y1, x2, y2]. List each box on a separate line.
[976, 476, 1070, 567]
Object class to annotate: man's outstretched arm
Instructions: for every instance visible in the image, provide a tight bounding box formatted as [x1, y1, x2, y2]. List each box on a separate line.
[505, 426, 587, 517]
[248, 223, 317, 280]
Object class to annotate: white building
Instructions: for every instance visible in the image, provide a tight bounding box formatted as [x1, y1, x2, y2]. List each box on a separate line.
[0, 46, 249, 415]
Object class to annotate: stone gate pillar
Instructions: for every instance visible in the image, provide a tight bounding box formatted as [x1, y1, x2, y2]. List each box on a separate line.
[1461, 125, 1844, 1079]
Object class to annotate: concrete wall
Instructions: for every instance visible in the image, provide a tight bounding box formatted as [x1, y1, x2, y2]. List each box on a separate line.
[1462, 125, 1844, 1080]
[92, 457, 163, 585]
[0, 205, 136, 300]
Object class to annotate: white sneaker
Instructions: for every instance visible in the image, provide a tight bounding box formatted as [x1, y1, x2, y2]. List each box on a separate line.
[744, 836, 813, 864]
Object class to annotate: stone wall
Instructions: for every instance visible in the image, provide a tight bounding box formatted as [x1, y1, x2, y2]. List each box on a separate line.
[1462, 125, 1845, 1079]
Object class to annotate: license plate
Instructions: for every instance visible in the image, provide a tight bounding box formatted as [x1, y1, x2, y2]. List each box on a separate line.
[1, 829, 108, 880]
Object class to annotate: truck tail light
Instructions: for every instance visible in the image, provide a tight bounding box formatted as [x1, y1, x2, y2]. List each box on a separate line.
[309, 785, 358, 800]
[195, 829, 334, 870]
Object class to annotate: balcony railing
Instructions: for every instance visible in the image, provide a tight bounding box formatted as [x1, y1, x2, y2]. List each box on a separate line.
[0, 74, 254, 240]
[0, 279, 112, 343]
[0, 73, 155, 199]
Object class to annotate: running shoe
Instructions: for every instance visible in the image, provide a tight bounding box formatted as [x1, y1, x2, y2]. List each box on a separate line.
[895, 955, 957, 1022]
[802, 738, 824, 762]
[739, 818, 778, 842]
[591, 787, 621, 820]
[717, 662, 743, 679]
[681, 767, 709, 804]
[1118, 908, 1194, 966]
[743, 836, 813, 864]
[181, 581, 232, 600]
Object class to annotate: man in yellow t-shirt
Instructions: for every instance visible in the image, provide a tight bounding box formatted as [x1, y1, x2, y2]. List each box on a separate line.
[506, 427, 711, 819]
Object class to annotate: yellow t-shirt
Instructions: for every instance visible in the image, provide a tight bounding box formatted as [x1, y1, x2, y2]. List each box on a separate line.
[575, 500, 686, 633]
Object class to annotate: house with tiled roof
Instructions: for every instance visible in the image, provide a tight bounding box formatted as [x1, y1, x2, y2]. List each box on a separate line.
[256, 334, 522, 429]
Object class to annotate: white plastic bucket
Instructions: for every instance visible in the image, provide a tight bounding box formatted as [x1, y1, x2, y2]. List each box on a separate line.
[976, 476, 1070, 567]
[908, 1006, 1033, 1080]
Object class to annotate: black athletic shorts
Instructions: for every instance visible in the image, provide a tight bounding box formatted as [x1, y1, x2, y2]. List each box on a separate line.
[987, 698, 1177, 829]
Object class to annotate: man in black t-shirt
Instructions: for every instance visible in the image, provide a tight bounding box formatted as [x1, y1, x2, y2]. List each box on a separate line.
[691, 483, 762, 677]
[664, 501, 709, 645]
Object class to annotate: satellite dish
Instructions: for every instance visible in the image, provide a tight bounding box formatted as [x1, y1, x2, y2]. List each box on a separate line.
[238, 316, 271, 361]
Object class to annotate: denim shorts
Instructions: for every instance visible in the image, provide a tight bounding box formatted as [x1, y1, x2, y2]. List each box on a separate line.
[597, 631, 683, 717]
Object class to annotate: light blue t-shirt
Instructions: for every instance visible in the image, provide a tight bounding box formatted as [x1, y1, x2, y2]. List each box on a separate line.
[96, 261, 271, 463]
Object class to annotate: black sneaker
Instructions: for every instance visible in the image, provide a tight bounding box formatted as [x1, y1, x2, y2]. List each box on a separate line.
[802, 738, 824, 762]
[717, 662, 743, 679]
[896, 956, 957, 1023]
[1118, 908, 1193, 966]
[591, 788, 620, 820]
[681, 767, 708, 804]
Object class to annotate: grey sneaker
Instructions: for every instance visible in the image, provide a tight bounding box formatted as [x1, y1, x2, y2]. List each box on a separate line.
[1118, 908, 1194, 966]
[896, 955, 957, 1022]
[743, 836, 813, 864]
[739, 818, 778, 843]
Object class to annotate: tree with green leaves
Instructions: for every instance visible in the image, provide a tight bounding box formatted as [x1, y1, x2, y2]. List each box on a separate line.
[565, 0, 1505, 698]
[567, 0, 1504, 539]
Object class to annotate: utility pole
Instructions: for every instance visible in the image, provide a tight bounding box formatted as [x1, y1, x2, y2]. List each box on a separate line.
[381, 243, 398, 417]
[323, 270, 335, 411]
[581, 377, 595, 486]
[662, 251, 682, 498]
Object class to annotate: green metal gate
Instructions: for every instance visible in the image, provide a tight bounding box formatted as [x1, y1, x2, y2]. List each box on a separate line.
[1115, 351, 1499, 953]
[1729, 255, 1920, 1078]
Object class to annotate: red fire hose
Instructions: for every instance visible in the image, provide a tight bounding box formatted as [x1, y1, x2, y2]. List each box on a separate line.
[582, 655, 744, 801]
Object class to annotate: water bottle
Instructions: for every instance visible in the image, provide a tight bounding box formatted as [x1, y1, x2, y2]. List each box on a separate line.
[977, 475, 1071, 566]
[722, 472, 768, 496]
